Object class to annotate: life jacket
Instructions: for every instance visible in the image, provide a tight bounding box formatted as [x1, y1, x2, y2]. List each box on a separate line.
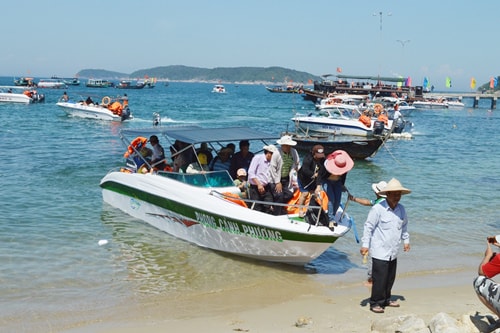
[222, 192, 248, 208]
[377, 112, 389, 125]
[108, 101, 123, 115]
[124, 137, 148, 158]
[358, 114, 372, 127]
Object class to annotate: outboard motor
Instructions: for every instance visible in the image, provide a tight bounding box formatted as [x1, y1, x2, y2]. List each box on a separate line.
[373, 120, 385, 135]
[121, 107, 131, 121]
[393, 118, 406, 134]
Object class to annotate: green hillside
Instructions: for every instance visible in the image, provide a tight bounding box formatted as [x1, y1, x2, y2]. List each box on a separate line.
[77, 66, 320, 84]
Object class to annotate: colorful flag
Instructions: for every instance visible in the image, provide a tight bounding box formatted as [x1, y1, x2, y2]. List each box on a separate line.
[445, 77, 452, 88]
[490, 77, 494, 89]
[423, 77, 429, 88]
[470, 78, 476, 89]
[495, 77, 498, 87]
[405, 77, 411, 87]
[336, 67, 342, 73]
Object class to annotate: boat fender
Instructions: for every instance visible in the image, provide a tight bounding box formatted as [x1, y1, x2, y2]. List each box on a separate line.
[101, 96, 111, 106]
[124, 136, 148, 158]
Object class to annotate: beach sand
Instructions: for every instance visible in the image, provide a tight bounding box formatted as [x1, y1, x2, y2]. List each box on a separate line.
[65, 269, 495, 333]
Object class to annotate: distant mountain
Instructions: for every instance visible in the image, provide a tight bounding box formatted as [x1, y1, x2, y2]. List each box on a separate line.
[76, 66, 320, 84]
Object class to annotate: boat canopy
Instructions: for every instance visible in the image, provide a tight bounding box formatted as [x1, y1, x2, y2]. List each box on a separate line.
[122, 126, 279, 145]
[336, 74, 407, 83]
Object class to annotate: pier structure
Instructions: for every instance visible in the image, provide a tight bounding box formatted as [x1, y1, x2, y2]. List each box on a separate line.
[424, 92, 500, 109]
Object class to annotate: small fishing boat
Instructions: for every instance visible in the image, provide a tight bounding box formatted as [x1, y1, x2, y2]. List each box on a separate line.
[100, 125, 353, 265]
[13, 77, 36, 87]
[56, 95, 132, 121]
[265, 84, 304, 94]
[0, 86, 45, 104]
[63, 78, 80, 86]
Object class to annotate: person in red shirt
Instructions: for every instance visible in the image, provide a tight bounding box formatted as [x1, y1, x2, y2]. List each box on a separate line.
[474, 236, 500, 330]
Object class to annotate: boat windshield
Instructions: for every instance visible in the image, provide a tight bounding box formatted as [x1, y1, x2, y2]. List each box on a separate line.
[157, 170, 234, 188]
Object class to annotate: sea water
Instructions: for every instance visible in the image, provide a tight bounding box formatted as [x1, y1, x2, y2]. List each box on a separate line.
[0, 77, 499, 331]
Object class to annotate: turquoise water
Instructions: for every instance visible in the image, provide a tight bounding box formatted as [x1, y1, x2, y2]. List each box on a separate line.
[1, 77, 499, 331]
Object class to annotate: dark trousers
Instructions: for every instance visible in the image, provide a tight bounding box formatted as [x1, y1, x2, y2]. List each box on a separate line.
[270, 178, 294, 215]
[249, 184, 274, 214]
[370, 257, 397, 308]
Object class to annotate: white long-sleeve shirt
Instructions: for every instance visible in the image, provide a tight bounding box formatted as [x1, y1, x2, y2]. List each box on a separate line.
[361, 200, 409, 261]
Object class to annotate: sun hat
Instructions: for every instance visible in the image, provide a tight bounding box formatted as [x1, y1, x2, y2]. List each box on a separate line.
[324, 150, 354, 175]
[263, 144, 278, 154]
[276, 135, 297, 146]
[312, 144, 325, 158]
[236, 168, 247, 177]
[371, 180, 388, 197]
[378, 178, 411, 195]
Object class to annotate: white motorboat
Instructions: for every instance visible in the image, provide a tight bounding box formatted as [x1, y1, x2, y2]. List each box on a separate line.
[442, 97, 465, 109]
[315, 94, 367, 110]
[100, 126, 353, 265]
[56, 95, 132, 121]
[37, 78, 67, 89]
[412, 98, 449, 109]
[212, 84, 226, 93]
[292, 107, 393, 137]
[0, 86, 45, 104]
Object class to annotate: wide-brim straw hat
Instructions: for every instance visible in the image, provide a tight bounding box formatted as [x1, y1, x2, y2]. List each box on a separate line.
[324, 150, 354, 175]
[371, 181, 388, 197]
[276, 135, 297, 146]
[378, 178, 411, 195]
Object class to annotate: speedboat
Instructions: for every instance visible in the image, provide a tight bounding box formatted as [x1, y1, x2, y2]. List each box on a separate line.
[100, 125, 353, 265]
[412, 98, 448, 109]
[212, 84, 226, 93]
[315, 94, 367, 110]
[116, 80, 146, 89]
[291, 107, 393, 137]
[56, 95, 132, 121]
[0, 86, 45, 104]
[37, 78, 67, 89]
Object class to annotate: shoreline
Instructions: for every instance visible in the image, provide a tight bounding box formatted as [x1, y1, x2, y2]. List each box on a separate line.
[64, 268, 492, 333]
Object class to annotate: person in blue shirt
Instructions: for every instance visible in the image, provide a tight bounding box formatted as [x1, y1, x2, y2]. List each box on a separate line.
[360, 178, 411, 314]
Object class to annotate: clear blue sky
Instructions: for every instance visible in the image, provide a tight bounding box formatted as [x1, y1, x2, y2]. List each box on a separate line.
[1, 0, 497, 91]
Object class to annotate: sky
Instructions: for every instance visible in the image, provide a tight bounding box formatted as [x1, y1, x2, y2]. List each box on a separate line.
[1, 0, 498, 91]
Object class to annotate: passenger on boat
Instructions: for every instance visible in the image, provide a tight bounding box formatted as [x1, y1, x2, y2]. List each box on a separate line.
[377, 110, 389, 126]
[297, 145, 326, 217]
[149, 135, 166, 170]
[229, 140, 254, 179]
[61, 91, 69, 102]
[233, 168, 248, 199]
[171, 140, 195, 172]
[269, 135, 300, 215]
[247, 145, 277, 214]
[186, 153, 209, 173]
[318, 150, 354, 228]
[85, 96, 94, 105]
[209, 147, 232, 172]
[196, 142, 213, 165]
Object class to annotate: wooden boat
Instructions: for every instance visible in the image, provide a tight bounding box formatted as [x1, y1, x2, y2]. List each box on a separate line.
[100, 125, 353, 265]
[116, 80, 146, 89]
[86, 79, 114, 88]
[285, 131, 388, 160]
[265, 84, 304, 94]
[13, 77, 36, 87]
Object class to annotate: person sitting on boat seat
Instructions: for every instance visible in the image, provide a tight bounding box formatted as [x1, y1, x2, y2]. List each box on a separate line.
[209, 147, 232, 172]
[85, 96, 94, 105]
[186, 153, 210, 174]
[233, 168, 249, 199]
[247, 145, 277, 214]
[149, 135, 167, 170]
[196, 142, 213, 165]
[358, 110, 372, 128]
[61, 91, 69, 102]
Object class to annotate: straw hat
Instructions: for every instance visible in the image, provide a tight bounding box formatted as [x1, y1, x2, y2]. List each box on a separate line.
[324, 150, 354, 175]
[263, 144, 278, 154]
[276, 135, 297, 146]
[371, 180, 388, 198]
[378, 178, 411, 195]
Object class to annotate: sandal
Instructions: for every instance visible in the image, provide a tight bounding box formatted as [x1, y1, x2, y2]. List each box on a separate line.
[370, 305, 384, 313]
[386, 301, 400, 308]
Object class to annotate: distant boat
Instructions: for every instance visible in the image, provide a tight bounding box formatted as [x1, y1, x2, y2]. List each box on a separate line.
[13, 77, 36, 87]
[265, 84, 304, 94]
[116, 80, 146, 89]
[86, 79, 114, 88]
[37, 78, 67, 89]
[63, 78, 80, 86]
[212, 84, 226, 93]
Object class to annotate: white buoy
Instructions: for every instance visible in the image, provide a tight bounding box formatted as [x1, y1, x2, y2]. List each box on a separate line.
[98, 239, 109, 246]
